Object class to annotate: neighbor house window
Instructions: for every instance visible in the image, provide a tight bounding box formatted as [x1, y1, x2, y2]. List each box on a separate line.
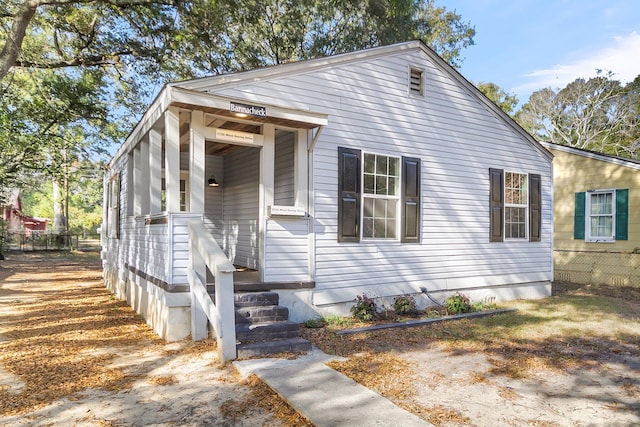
[338, 147, 421, 243]
[362, 153, 400, 239]
[489, 168, 541, 242]
[587, 191, 614, 241]
[504, 171, 528, 239]
[574, 189, 628, 242]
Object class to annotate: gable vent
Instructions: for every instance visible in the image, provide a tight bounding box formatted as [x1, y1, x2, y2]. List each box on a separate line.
[409, 67, 423, 95]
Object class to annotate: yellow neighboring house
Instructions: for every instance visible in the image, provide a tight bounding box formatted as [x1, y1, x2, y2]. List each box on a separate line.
[541, 141, 639, 287]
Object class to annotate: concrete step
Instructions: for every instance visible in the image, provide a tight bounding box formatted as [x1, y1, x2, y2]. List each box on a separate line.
[236, 321, 301, 343]
[234, 292, 279, 308]
[235, 305, 289, 324]
[236, 337, 312, 359]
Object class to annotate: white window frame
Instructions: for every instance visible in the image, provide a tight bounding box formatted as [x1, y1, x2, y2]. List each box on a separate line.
[361, 152, 401, 241]
[586, 189, 616, 242]
[504, 171, 528, 240]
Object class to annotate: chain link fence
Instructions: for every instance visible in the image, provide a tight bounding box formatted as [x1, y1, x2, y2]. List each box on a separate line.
[0, 232, 101, 252]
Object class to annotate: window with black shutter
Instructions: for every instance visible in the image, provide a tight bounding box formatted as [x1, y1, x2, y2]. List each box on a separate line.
[338, 147, 421, 243]
[490, 168, 542, 242]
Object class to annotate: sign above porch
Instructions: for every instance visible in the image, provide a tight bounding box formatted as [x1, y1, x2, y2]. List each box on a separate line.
[213, 128, 264, 146]
[230, 102, 267, 118]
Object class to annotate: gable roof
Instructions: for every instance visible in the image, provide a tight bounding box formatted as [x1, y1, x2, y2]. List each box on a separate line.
[540, 141, 640, 171]
[174, 40, 552, 162]
[113, 40, 553, 165]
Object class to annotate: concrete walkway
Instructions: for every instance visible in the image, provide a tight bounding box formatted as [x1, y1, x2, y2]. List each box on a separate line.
[234, 348, 432, 427]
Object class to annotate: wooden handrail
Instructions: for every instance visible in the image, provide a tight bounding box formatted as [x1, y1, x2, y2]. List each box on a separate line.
[188, 220, 237, 361]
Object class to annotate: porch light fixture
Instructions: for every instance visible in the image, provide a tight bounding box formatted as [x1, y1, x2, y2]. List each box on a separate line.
[208, 175, 220, 187]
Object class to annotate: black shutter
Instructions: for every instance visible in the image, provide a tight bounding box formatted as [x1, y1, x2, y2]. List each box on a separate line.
[401, 156, 421, 243]
[529, 174, 541, 242]
[489, 168, 504, 242]
[338, 147, 361, 242]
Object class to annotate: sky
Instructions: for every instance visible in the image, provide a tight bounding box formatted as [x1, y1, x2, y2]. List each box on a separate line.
[443, 0, 640, 104]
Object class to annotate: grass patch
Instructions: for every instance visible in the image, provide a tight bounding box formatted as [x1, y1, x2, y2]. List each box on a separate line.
[303, 285, 640, 379]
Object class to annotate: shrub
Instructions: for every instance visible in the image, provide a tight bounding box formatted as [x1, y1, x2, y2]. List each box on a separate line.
[303, 317, 325, 328]
[350, 293, 377, 322]
[392, 294, 417, 316]
[445, 292, 472, 315]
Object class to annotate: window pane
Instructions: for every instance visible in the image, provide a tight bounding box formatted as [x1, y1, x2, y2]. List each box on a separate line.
[363, 198, 374, 218]
[376, 175, 387, 195]
[591, 216, 612, 237]
[374, 219, 386, 238]
[364, 153, 375, 174]
[363, 218, 374, 238]
[505, 207, 526, 239]
[374, 198, 386, 218]
[389, 158, 399, 177]
[387, 199, 398, 219]
[376, 155, 388, 175]
[387, 219, 397, 239]
[590, 193, 612, 215]
[388, 177, 397, 196]
[364, 174, 375, 194]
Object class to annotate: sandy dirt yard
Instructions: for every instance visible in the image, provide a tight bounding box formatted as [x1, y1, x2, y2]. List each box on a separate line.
[0, 252, 296, 427]
[2, 251, 639, 427]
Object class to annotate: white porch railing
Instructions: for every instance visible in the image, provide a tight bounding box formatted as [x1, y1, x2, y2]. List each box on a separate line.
[188, 220, 237, 361]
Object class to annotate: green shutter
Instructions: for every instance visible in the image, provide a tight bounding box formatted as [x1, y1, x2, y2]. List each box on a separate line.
[337, 147, 361, 242]
[529, 174, 542, 242]
[616, 188, 629, 241]
[489, 168, 504, 242]
[401, 156, 421, 243]
[574, 192, 585, 240]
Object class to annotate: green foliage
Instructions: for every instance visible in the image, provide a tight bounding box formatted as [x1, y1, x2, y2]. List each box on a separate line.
[477, 81, 519, 116]
[1, 0, 477, 192]
[392, 294, 418, 316]
[350, 293, 378, 322]
[303, 317, 326, 328]
[322, 315, 355, 328]
[445, 292, 472, 315]
[516, 71, 640, 159]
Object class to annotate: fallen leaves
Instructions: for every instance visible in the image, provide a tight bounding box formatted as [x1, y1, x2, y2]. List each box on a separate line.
[0, 253, 162, 416]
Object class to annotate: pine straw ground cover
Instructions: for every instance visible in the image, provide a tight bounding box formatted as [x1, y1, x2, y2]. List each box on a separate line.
[0, 251, 305, 426]
[302, 284, 640, 425]
[0, 251, 159, 415]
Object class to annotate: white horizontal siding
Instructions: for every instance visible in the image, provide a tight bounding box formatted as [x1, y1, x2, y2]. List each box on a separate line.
[102, 148, 182, 288]
[170, 213, 202, 284]
[207, 47, 552, 303]
[263, 217, 310, 282]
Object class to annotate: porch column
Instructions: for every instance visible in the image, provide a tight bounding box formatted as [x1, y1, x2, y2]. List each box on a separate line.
[139, 134, 150, 214]
[132, 142, 143, 215]
[149, 128, 162, 213]
[189, 110, 205, 213]
[164, 107, 181, 213]
[259, 124, 275, 281]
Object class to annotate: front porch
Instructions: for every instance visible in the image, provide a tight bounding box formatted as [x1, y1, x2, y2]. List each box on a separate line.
[104, 87, 327, 356]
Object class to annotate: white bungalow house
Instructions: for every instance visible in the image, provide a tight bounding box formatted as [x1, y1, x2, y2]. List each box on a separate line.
[102, 40, 553, 358]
